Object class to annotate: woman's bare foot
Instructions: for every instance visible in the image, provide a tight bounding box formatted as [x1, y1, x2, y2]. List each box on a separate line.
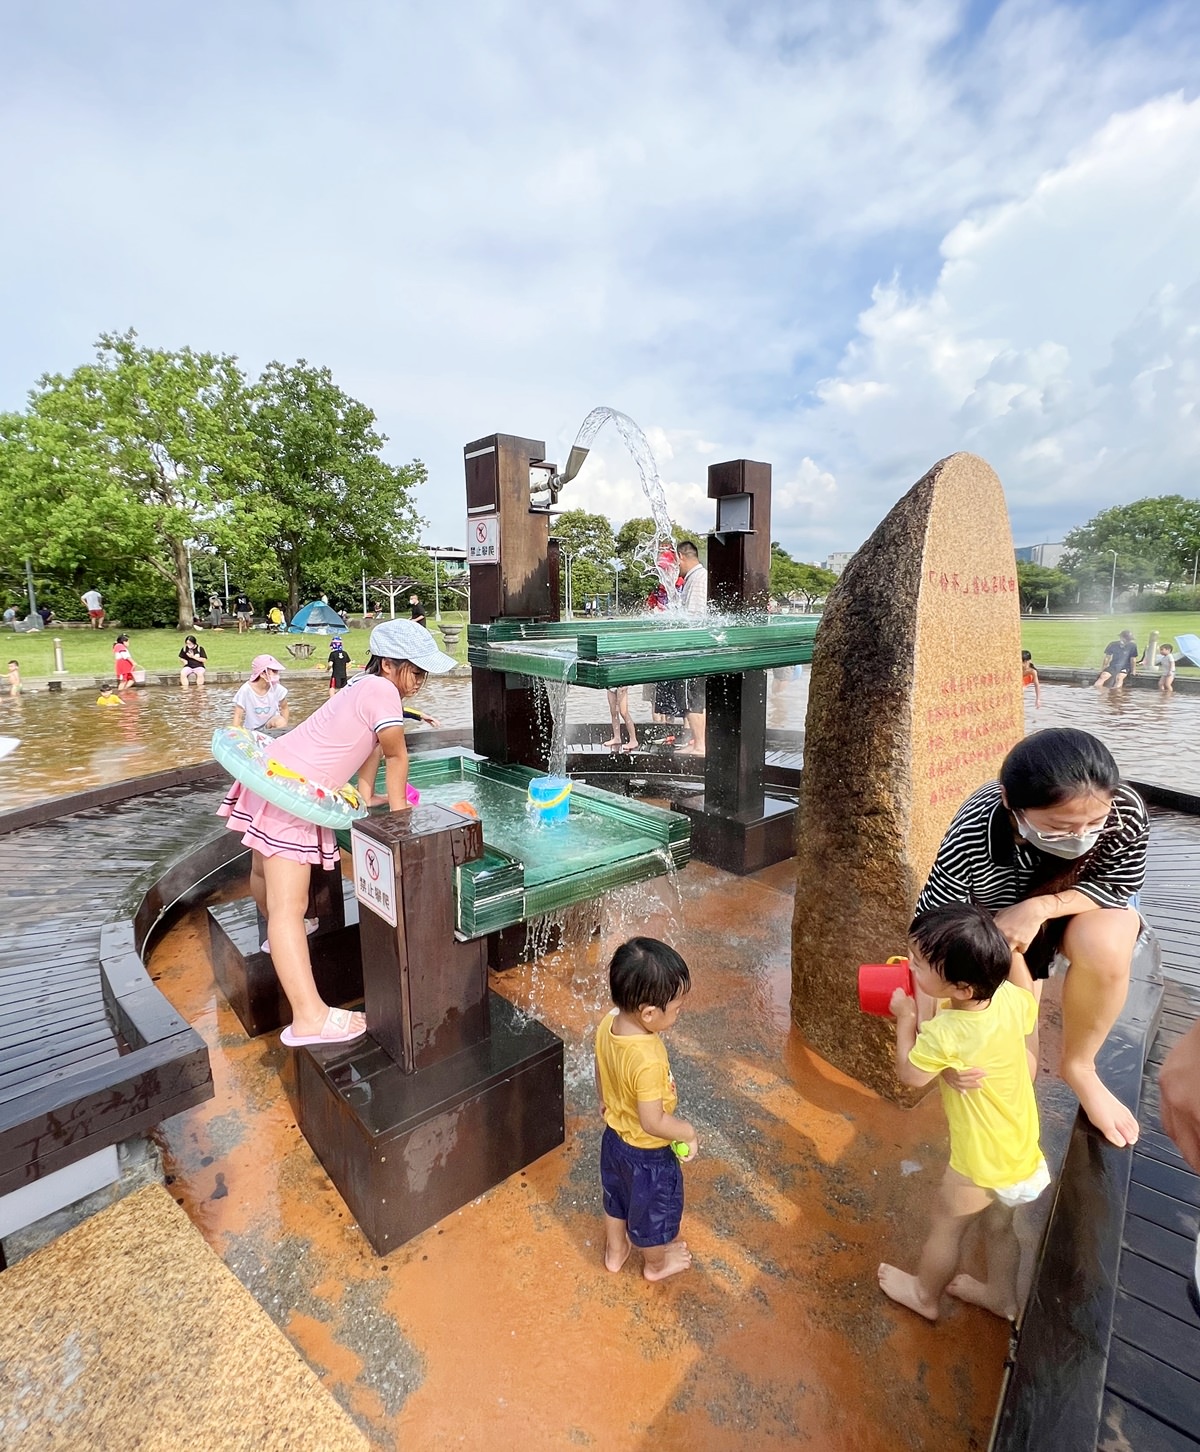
[877, 1263, 939, 1320]
[605, 1233, 632, 1272]
[620, 739, 638, 753]
[601, 736, 621, 750]
[1062, 1062, 1139, 1147]
[947, 1274, 1016, 1320]
[643, 1239, 691, 1282]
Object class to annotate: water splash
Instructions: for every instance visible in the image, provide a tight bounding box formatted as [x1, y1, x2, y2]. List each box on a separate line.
[568, 407, 680, 605]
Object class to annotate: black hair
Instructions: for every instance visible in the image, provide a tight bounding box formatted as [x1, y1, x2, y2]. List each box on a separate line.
[908, 904, 1011, 1002]
[364, 655, 420, 677]
[677, 540, 699, 559]
[1021, 650, 1032, 662]
[999, 727, 1119, 810]
[115, 633, 129, 644]
[609, 937, 691, 1012]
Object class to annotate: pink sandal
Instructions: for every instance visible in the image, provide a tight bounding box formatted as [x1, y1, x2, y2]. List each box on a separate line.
[280, 1007, 367, 1048]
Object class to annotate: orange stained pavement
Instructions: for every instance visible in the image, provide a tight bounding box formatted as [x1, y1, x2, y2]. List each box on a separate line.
[148, 856, 1008, 1451]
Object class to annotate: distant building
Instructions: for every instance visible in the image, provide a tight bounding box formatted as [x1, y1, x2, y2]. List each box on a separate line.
[1014, 543, 1066, 568]
[823, 551, 854, 577]
[425, 545, 468, 576]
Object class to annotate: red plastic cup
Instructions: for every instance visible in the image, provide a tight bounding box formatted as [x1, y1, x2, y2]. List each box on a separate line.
[858, 958, 914, 1016]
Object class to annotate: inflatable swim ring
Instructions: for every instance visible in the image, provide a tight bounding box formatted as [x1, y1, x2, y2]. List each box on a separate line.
[211, 727, 369, 829]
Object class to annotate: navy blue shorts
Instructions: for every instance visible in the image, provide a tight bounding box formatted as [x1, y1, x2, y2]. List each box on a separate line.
[600, 1126, 683, 1248]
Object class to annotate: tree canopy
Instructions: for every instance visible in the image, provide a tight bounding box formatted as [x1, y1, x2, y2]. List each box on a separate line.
[1062, 495, 1200, 595]
[0, 335, 429, 626]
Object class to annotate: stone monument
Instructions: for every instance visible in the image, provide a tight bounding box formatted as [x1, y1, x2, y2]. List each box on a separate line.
[791, 453, 1025, 1098]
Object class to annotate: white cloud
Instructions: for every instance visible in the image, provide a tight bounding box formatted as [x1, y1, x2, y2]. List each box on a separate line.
[1, 1, 1198, 562]
[790, 91, 1200, 553]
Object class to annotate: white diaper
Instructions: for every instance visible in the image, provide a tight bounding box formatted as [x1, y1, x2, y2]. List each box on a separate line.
[993, 1158, 1051, 1208]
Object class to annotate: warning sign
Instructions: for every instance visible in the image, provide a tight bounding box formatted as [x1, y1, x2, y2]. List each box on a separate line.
[351, 829, 397, 928]
[467, 514, 500, 562]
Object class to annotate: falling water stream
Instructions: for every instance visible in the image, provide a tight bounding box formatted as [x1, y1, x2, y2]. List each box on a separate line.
[567, 406, 682, 604]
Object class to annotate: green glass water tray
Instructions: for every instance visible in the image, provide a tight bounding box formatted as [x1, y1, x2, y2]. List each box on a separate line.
[466, 614, 818, 686]
[336, 749, 690, 939]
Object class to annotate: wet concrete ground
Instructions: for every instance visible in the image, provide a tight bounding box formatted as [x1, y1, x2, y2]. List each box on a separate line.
[150, 857, 1007, 1452]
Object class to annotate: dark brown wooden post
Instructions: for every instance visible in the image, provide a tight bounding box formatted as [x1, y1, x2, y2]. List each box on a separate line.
[352, 806, 489, 1072]
[466, 432, 553, 771]
[705, 459, 772, 819]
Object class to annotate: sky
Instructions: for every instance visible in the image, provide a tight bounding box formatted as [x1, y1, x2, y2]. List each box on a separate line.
[2, 0, 1198, 563]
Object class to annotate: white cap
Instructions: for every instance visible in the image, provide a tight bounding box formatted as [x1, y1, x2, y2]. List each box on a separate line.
[367, 619, 456, 673]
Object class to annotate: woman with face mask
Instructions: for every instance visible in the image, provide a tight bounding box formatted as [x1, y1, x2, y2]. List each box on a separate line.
[914, 728, 1148, 1149]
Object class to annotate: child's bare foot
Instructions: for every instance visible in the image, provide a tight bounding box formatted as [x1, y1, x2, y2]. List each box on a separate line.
[602, 736, 621, 750]
[604, 1233, 632, 1273]
[947, 1274, 1016, 1320]
[620, 739, 638, 753]
[877, 1263, 939, 1320]
[1062, 1062, 1139, 1147]
[643, 1239, 691, 1282]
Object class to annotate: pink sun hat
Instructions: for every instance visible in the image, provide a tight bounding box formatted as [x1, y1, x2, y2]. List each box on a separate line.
[250, 653, 286, 681]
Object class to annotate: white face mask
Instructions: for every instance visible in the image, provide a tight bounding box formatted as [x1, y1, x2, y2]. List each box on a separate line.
[1015, 814, 1102, 860]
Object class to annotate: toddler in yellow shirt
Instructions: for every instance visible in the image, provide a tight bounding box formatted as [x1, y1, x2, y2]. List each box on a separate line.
[594, 937, 698, 1282]
[879, 902, 1048, 1322]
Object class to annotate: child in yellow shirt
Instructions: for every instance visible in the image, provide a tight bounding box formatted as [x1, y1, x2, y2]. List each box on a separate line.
[879, 902, 1048, 1322]
[594, 937, 698, 1282]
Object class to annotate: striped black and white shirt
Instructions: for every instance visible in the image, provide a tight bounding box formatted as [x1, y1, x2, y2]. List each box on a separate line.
[915, 780, 1148, 916]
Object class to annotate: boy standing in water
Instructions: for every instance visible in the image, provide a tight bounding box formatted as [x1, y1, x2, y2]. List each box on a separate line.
[595, 937, 698, 1282]
[7, 660, 20, 697]
[878, 903, 1048, 1322]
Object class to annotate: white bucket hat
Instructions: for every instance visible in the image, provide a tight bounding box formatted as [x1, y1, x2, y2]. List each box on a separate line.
[368, 619, 456, 673]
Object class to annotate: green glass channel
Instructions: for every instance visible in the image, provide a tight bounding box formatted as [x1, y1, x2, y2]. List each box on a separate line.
[336, 749, 690, 938]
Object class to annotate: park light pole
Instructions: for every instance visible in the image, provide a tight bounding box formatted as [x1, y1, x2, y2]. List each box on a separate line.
[1107, 549, 1118, 614]
[1193, 548, 1198, 591]
[610, 557, 625, 613]
[433, 556, 441, 621]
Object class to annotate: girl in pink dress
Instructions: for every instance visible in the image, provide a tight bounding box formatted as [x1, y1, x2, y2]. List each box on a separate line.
[218, 620, 456, 1046]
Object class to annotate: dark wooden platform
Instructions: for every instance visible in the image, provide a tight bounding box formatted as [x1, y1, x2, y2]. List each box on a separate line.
[993, 807, 1200, 1450]
[0, 785, 231, 1253]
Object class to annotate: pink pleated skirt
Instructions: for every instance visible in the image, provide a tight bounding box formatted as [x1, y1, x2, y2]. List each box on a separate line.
[217, 782, 340, 869]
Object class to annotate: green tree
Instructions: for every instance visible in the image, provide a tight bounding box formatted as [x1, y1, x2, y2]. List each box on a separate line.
[0, 330, 254, 628]
[1062, 496, 1200, 595]
[552, 509, 617, 610]
[1015, 562, 1075, 612]
[770, 543, 835, 609]
[238, 361, 426, 617]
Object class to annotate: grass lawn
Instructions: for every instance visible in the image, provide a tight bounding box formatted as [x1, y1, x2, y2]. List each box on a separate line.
[1020, 612, 1200, 672]
[5, 612, 472, 680]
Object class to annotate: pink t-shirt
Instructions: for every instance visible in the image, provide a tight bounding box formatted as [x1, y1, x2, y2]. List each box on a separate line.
[268, 674, 406, 789]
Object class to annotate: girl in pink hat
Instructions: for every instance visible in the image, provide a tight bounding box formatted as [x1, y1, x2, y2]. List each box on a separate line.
[231, 654, 290, 732]
[218, 620, 456, 1047]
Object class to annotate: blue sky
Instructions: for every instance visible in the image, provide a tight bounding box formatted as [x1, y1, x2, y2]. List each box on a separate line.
[2, 0, 1198, 562]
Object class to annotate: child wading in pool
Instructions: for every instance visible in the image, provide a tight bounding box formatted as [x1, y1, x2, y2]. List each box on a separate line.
[1021, 650, 1041, 709]
[878, 903, 1048, 1322]
[594, 937, 698, 1282]
[1157, 643, 1176, 695]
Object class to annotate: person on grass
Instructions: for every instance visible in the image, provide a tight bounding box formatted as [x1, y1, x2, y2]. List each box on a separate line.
[915, 728, 1147, 1148]
[217, 620, 456, 1047]
[879, 904, 1047, 1322]
[594, 937, 698, 1282]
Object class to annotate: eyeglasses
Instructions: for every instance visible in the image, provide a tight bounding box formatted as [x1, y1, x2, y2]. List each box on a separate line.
[1018, 811, 1119, 842]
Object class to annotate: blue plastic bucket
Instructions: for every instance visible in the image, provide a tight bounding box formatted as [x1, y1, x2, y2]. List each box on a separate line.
[527, 775, 572, 825]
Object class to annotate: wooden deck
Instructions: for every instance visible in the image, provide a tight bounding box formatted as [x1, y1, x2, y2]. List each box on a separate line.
[0, 785, 224, 1242]
[993, 805, 1200, 1451]
[1098, 975, 1200, 1449]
